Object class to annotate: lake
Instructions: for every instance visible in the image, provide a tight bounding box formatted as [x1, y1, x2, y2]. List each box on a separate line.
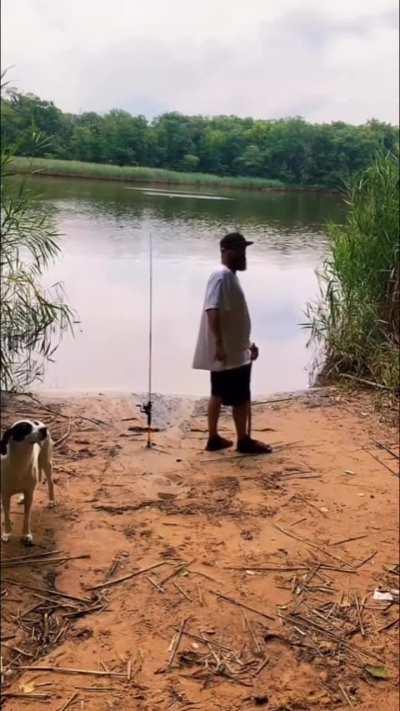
[27, 176, 346, 396]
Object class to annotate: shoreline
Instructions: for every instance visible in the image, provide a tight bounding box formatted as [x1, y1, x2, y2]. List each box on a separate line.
[10, 156, 340, 195]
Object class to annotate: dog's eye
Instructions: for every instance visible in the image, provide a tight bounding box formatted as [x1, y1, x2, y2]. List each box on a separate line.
[11, 422, 33, 441]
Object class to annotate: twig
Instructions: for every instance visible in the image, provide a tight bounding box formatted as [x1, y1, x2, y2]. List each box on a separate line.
[252, 396, 301, 405]
[289, 517, 307, 527]
[272, 522, 354, 568]
[225, 565, 309, 573]
[20, 602, 46, 619]
[175, 628, 233, 653]
[376, 617, 399, 633]
[159, 561, 194, 587]
[57, 692, 79, 711]
[363, 448, 398, 476]
[354, 592, 365, 637]
[355, 551, 377, 569]
[20, 393, 110, 427]
[54, 419, 72, 448]
[167, 617, 189, 669]
[16, 665, 126, 677]
[253, 657, 269, 676]
[73, 686, 123, 692]
[0, 642, 35, 658]
[339, 373, 393, 391]
[2, 578, 92, 604]
[294, 495, 327, 516]
[338, 682, 354, 707]
[1, 554, 90, 568]
[318, 564, 357, 574]
[197, 584, 204, 606]
[173, 582, 192, 601]
[330, 534, 367, 546]
[1, 692, 53, 700]
[63, 604, 105, 619]
[87, 561, 168, 591]
[372, 439, 399, 460]
[187, 568, 222, 584]
[146, 576, 164, 593]
[105, 556, 121, 580]
[242, 612, 262, 655]
[1, 549, 63, 564]
[208, 589, 274, 620]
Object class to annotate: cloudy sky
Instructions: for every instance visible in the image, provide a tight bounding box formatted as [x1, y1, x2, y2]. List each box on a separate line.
[2, 0, 398, 124]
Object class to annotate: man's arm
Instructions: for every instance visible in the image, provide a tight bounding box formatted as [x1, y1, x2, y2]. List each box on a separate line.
[207, 309, 225, 363]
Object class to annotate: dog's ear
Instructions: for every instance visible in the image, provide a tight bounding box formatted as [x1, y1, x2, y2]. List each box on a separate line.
[0, 428, 12, 455]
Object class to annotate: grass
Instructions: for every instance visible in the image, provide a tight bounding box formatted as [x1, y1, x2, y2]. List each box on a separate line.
[11, 156, 305, 191]
[304, 151, 399, 390]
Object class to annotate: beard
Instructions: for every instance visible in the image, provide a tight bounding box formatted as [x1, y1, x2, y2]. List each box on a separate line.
[235, 256, 247, 271]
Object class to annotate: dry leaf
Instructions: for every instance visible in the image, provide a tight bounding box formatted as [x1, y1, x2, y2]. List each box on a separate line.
[365, 665, 391, 680]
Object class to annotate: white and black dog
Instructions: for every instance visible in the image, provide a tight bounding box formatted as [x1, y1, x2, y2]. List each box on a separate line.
[0, 420, 55, 545]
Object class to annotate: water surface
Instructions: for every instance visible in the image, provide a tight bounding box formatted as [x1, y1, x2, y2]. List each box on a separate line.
[26, 176, 345, 396]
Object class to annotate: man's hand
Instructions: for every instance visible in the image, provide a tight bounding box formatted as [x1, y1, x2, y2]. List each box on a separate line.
[215, 342, 226, 363]
[250, 343, 259, 361]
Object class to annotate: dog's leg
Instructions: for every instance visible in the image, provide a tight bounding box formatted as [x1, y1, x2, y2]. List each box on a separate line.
[1, 493, 12, 543]
[39, 440, 55, 507]
[43, 459, 55, 507]
[21, 489, 34, 545]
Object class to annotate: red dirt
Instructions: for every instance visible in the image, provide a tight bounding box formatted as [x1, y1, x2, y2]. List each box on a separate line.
[1, 388, 399, 710]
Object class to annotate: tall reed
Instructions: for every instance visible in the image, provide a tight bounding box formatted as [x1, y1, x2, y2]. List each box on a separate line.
[305, 151, 399, 389]
[1, 152, 74, 390]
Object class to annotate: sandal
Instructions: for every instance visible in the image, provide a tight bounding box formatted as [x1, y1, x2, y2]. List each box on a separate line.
[237, 436, 272, 455]
[205, 435, 233, 452]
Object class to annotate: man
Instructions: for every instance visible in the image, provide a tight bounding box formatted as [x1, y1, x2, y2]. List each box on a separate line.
[193, 232, 272, 454]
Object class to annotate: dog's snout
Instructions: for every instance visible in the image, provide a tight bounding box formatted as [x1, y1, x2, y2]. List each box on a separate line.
[39, 426, 48, 440]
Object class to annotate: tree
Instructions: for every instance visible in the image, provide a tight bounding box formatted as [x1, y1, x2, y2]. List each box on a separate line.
[1, 88, 398, 186]
[181, 153, 200, 172]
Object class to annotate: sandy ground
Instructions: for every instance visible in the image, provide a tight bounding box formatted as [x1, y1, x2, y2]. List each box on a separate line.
[0, 387, 399, 711]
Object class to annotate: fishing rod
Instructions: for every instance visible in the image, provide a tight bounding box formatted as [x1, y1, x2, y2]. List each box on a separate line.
[140, 232, 153, 448]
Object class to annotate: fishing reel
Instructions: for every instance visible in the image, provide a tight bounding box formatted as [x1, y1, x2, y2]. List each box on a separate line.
[137, 400, 153, 448]
[139, 401, 152, 418]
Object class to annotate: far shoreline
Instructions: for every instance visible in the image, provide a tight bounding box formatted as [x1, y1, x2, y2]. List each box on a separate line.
[10, 156, 341, 196]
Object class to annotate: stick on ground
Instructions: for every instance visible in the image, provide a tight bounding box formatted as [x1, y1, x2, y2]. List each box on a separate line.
[57, 692, 79, 711]
[167, 617, 189, 669]
[87, 561, 168, 591]
[208, 589, 274, 621]
[16, 665, 126, 677]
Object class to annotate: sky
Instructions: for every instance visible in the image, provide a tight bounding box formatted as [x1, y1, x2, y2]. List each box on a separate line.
[2, 0, 399, 124]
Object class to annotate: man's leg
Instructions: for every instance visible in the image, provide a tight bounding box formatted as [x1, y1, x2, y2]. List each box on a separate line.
[232, 401, 249, 441]
[231, 366, 272, 454]
[208, 395, 222, 438]
[206, 375, 233, 451]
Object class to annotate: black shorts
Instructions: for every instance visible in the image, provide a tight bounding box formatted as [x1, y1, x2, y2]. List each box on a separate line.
[211, 363, 251, 407]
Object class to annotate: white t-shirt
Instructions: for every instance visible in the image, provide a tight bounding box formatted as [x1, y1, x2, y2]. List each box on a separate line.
[193, 265, 251, 371]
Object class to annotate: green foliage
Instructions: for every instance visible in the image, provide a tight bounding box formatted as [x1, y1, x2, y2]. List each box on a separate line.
[1, 151, 74, 390]
[11, 156, 285, 190]
[305, 152, 399, 389]
[1, 90, 398, 187]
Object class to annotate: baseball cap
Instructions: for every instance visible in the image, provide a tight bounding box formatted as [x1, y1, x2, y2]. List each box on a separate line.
[220, 232, 253, 250]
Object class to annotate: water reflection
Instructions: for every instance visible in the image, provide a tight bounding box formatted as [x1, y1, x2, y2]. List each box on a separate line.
[21, 176, 345, 395]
